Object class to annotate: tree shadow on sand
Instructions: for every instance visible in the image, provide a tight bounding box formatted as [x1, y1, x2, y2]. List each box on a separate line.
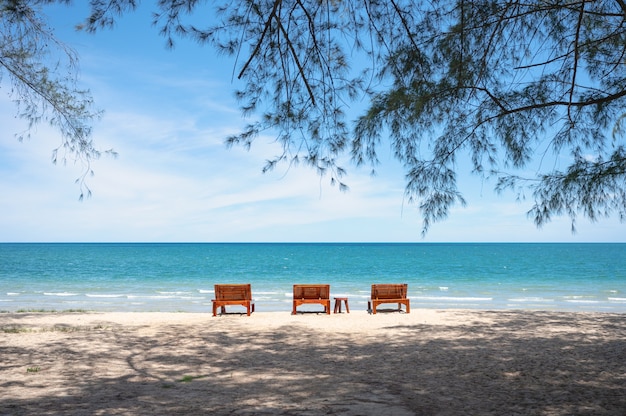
[1, 311, 625, 415]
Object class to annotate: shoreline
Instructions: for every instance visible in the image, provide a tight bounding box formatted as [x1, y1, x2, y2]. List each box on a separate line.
[3, 308, 626, 334]
[4, 299, 626, 315]
[2, 309, 626, 415]
[2, 306, 626, 317]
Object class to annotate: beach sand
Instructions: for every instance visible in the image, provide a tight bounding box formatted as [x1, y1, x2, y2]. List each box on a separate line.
[1, 309, 625, 415]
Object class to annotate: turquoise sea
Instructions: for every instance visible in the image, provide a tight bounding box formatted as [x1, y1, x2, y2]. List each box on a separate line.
[1, 243, 625, 313]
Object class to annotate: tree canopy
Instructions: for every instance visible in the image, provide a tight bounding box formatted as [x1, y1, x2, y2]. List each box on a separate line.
[0, 0, 112, 199]
[3, 0, 626, 233]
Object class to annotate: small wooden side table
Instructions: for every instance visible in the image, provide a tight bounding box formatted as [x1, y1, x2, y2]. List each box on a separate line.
[333, 297, 350, 314]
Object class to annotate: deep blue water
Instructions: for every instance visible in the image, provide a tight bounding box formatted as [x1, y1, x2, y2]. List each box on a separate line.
[1, 243, 625, 313]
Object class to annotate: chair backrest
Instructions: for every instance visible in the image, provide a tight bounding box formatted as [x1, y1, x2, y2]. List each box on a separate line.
[293, 284, 330, 300]
[214, 284, 252, 301]
[371, 284, 408, 300]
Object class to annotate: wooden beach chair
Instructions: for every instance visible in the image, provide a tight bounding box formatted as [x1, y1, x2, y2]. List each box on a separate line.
[292, 284, 331, 315]
[212, 284, 255, 316]
[368, 284, 410, 314]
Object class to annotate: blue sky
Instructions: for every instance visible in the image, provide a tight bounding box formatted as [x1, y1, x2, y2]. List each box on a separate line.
[0, 3, 624, 242]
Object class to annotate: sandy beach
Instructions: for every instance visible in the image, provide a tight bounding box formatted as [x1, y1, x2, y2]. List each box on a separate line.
[1, 309, 625, 415]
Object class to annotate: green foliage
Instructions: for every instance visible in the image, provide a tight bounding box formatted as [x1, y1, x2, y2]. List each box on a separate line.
[178, 374, 207, 382]
[22, 1, 626, 232]
[523, 147, 626, 230]
[13, 308, 89, 313]
[1, 0, 114, 198]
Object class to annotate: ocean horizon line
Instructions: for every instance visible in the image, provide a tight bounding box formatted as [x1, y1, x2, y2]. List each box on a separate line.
[2, 241, 625, 245]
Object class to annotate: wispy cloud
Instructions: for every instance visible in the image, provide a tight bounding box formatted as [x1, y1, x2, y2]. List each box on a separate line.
[1, 5, 623, 242]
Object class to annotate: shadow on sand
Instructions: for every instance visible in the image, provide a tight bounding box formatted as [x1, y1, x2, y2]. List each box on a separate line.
[1, 311, 625, 415]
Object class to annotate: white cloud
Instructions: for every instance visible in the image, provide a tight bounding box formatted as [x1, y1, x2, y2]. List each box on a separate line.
[1, 4, 624, 243]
